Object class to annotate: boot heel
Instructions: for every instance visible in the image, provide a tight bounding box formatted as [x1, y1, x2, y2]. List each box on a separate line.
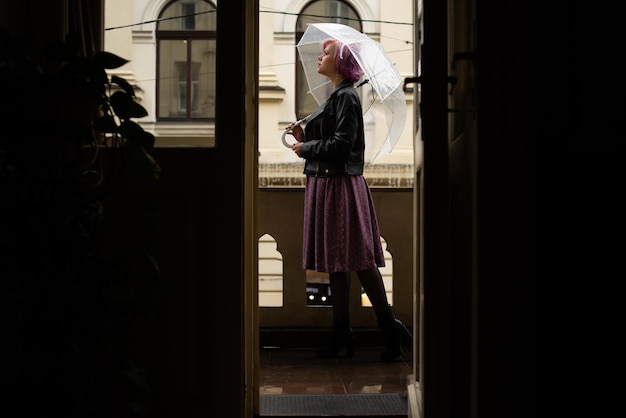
[395, 318, 412, 343]
[317, 317, 355, 358]
[378, 306, 405, 362]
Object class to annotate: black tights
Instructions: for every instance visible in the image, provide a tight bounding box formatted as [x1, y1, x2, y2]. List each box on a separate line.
[329, 268, 390, 320]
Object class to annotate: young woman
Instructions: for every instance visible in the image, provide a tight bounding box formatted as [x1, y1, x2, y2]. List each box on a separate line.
[286, 38, 410, 362]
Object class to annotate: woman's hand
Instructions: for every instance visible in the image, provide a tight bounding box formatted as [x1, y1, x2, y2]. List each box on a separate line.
[292, 141, 303, 158]
[285, 121, 304, 158]
[285, 122, 304, 142]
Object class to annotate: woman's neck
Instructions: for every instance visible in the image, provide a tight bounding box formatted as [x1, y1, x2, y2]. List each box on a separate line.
[331, 73, 346, 89]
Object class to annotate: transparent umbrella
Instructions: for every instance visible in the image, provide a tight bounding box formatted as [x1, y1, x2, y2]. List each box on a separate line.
[292, 22, 407, 162]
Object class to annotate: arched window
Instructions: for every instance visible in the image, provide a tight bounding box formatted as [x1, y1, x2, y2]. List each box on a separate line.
[156, 0, 216, 121]
[295, 1, 361, 120]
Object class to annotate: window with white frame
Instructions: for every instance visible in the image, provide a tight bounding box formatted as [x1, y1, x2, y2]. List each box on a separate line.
[156, 0, 216, 121]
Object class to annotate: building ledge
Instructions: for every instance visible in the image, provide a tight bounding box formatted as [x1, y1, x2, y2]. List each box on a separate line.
[259, 163, 414, 188]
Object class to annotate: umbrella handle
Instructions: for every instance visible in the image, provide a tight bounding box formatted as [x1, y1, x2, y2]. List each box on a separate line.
[281, 116, 309, 148]
[281, 129, 297, 148]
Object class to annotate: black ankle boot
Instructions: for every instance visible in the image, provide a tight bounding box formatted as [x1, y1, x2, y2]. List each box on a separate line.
[317, 316, 355, 358]
[377, 306, 411, 362]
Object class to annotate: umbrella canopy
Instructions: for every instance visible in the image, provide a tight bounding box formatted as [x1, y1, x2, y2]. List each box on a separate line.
[296, 23, 407, 161]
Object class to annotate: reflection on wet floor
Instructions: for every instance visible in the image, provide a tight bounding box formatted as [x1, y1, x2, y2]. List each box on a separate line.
[259, 346, 413, 395]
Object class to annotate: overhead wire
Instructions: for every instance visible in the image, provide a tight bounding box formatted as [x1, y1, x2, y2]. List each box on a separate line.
[259, 8, 413, 27]
[105, 8, 413, 31]
[104, 7, 414, 84]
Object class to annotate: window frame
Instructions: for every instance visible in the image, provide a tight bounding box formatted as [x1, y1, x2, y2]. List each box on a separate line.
[155, 0, 216, 122]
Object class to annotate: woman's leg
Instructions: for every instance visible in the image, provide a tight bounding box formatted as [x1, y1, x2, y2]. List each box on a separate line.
[329, 271, 351, 319]
[317, 271, 354, 358]
[357, 268, 411, 362]
[355, 268, 389, 318]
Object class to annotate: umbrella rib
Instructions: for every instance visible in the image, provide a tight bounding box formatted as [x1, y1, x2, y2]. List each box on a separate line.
[296, 22, 407, 161]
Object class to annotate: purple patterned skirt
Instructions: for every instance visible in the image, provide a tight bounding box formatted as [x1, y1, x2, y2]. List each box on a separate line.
[303, 174, 385, 273]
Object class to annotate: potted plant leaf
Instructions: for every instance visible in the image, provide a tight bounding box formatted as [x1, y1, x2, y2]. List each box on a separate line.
[0, 26, 161, 417]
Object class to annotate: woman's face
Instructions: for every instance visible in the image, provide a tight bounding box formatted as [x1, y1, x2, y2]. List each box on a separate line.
[317, 41, 337, 78]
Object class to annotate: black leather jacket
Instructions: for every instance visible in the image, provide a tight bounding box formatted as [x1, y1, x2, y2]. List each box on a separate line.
[300, 81, 365, 177]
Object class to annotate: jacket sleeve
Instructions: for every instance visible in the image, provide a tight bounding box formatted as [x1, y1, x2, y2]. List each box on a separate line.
[300, 91, 360, 161]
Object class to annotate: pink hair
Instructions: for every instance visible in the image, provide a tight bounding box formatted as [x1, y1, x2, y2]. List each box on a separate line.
[323, 39, 364, 83]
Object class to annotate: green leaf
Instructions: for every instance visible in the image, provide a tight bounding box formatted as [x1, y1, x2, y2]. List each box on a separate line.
[110, 91, 147, 120]
[93, 51, 129, 70]
[89, 65, 109, 93]
[112, 75, 135, 96]
[129, 100, 148, 118]
[110, 90, 133, 120]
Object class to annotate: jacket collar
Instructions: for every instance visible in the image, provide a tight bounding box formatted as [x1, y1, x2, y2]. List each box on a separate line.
[331, 79, 354, 94]
[308, 80, 355, 122]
